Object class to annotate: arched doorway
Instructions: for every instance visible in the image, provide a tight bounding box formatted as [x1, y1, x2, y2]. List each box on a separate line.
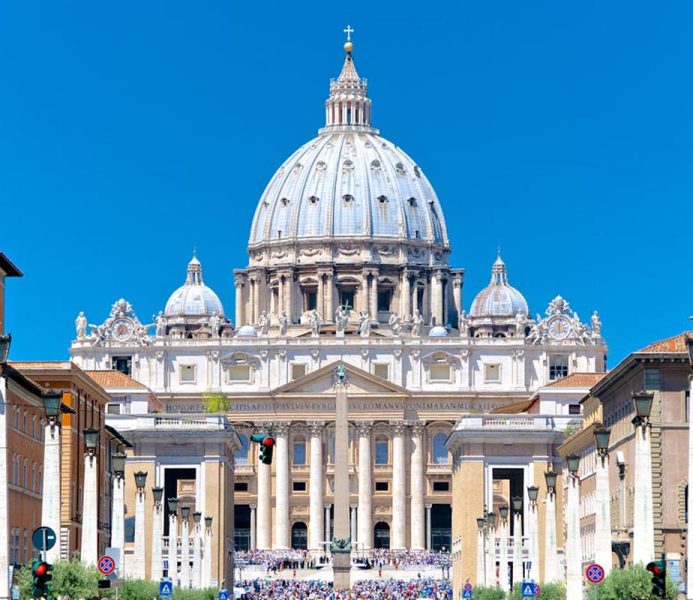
[291, 522, 308, 550]
[373, 522, 390, 549]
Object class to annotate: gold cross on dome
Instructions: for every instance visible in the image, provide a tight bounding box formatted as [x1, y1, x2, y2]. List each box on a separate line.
[343, 25, 354, 42]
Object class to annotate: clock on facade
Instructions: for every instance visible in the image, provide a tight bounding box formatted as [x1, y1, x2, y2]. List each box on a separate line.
[548, 315, 571, 340]
[111, 318, 135, 342]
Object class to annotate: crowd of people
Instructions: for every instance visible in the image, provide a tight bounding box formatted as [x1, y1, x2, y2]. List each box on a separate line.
[234, 549, 451, 572]
[236, 577, 452, 599]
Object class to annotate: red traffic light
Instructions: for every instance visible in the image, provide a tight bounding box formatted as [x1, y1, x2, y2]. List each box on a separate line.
[33, 562, 49, 576]
[263, 437, 275, 447]
[647, 562, 663, 576]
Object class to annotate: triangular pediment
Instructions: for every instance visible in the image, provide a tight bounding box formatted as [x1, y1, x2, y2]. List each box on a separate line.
[272, 361, 408, 397]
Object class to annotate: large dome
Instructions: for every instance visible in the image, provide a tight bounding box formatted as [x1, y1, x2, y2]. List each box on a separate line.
[248, 50, 449, 255]
[470, 255, 529, 318]
[164, 256, 225, 319]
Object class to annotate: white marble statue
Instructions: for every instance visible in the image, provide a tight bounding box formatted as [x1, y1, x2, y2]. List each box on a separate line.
[89, 323, 107, 345]
[75, 312, 87, 339]
[388, 312, 402, 336]
[278, 311, 288, 336]
[591, 310, 602, 337]
[514, 311, 526, 338]
[309, 310, 321, 337]
[335, 306, 348, 336]
[458, 310, 469, 336]
[209, 311, 221, 337]
[258, 311, 270, 336]
[357, 311, 371, 337]
[154, 311, 167, 337]
[411, 310, 424, 337]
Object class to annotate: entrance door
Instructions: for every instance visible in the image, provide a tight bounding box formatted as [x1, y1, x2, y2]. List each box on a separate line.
[291, 522, 308, 550]
[431, 505, 451, 551]
[373, 522, 390, 549]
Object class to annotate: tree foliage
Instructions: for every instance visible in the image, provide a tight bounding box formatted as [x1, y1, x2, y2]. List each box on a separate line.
[509, 581, 565, 599]
[596, 564, 678, 600]
[473, 586, 506, 600]
[204, 392, 229, 413]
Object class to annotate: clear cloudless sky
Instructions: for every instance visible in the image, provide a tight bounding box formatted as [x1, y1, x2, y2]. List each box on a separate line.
[1, 0, 691, 364]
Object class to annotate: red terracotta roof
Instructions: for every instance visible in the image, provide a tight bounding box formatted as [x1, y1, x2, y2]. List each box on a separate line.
[84, 370, 149, 390]
[544, 373, 606, 388]
[638, 332, 689, 354]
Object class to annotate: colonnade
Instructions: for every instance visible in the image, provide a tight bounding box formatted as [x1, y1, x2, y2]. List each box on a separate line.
[252, 420, 439, 552]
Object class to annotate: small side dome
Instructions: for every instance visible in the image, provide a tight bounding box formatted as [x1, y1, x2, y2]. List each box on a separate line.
[429, 325, 449, 337]
[469, 254, 529, 318]
[164, 256, 225, 320]
[236, 325, 258, 337]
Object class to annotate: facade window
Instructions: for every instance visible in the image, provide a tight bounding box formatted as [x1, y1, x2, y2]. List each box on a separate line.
[234, 482, 248, 492]
[23, 411, 27, 433]
[112, 356, 132, 375]
[10, 529, 19, 565]
[32, 416, 37, 438]
[291, 363, 307, 381]
[377, 289, 392, 312]
[375, 436, 389, 465]
[326, 431, 335, 464]
[31, 464, 36, 493]
[12, 455, 19, 486]
[375, 481, 389, 492]
[293, 481, 307, 492]
[180, 365, 196, 383]
[432, 433, 448, 465]
[227, 365, 251, 382]
[644, 368, 662, 391]
[569, 404, 581, 415]
[339, 289, 355, 310]
[23, 460, 28, 489]
[235, 434, 249, 465]
[484, 364, 501, 383]
[432, 481, 450, 492]
[429, 364, 451, 382]
[373, 364, 389, 381]
[549, 355, 569, 381]
[38, 467, 43, 493]
[107, 403, 122, 415]
[293, 439, 306, 465]
[305, 290, 317, 311]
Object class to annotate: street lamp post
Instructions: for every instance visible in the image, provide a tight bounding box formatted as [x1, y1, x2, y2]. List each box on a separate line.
[180, 506, 191, 589]
[151, 486, 164, 581]
[476, 509, 497, 587]
[133, 471, 148, 579]
[202, 516, 213, 588]
[511, 496, 523, 588]
[167, 498, 179, 586]
[81, 428, 99, 566]
[192, 511, 202, 588]
[498, 505, 510, 592]
[543, 471, 559, 583]
[41, 391, 62, 563]
[527, 486, 539, 583]
[565, 454, 581, 600]
[594, 426, 613, 575]
[632, 391, 655, 565]
[111, 451, 127, 573]
[685, 331, 693, 599]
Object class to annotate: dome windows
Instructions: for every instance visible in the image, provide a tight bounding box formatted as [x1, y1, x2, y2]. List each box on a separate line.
[316, 161, 327, 171]
[370, 159, 382, 171]
[395, 162, 406, 176]
[414, 166, 422, 178]
[308, 195, 320, 204]
[342, 159, 355, 173]
[293, 162, 303, 174]
[280, 197, 290, 207]
[342, 194, 354, 204]
[377, 195, 388, 203]
[407, 197, 418, 207]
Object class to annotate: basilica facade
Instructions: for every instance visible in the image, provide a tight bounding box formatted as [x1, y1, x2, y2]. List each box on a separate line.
[70, 40, 607, 583]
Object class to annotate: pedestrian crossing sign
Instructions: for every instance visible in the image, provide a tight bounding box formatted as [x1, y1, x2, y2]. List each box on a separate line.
[521, 581, 535, 598]
[159, 578, 173, 598]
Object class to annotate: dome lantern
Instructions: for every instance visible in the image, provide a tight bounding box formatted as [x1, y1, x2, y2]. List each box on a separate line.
[469, 253, 529, 320]
[164, 255, 225, 321]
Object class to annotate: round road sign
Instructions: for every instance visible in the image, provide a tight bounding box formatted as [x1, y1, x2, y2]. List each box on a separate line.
[31, 527, 57, 551]
[585, 563, 605, 584]
[97, 555, 116, 576]
[534, 583, 541, 596]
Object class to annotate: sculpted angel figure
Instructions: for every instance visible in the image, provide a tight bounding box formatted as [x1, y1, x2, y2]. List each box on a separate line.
[75, 312, 88, 339]
[335, 305, 348, 335]
[309, 310, 321, 337]
[278, 311, 288, 336]
[154, 311, 167, 337]
[411, 310, 424, 337]
[258, 311, 270, 336]
[388, 312, 402, 335]
[357, 311, 371, 337]
[591, 310, 602, 336]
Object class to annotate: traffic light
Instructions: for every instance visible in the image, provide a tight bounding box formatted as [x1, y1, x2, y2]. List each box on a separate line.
[250, 433, 275, 465]
[32, 559, 53, 599]
[646, 558, 666, 598]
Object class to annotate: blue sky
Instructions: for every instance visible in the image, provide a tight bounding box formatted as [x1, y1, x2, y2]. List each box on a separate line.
[1, 0, 691, 365]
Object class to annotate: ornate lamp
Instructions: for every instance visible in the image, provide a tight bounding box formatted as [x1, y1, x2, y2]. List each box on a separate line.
[487, 512, 497, 528]
[0, 333, 11, 363]
[567, 454, 580, 475]
[112, 452, 126, 478]
[511, 496, 523, 513]
[193, 511, 202, 525]
[499, 505, 509, 521]
[181, 505, 191, 520]
[42, 391, 62, 422]
[594, 426, 611, 457]
[527, 485, 539, 505]
[204, 516, 213, 530]
[476, 516, 486, 530]
[83, 428, 99, 455]
[134, 471, 148, 490]
[544, 471, 558, 493]
[167, 497, 179, 514]
[632, 391, 654, 424]
[152, 486, 164, 506]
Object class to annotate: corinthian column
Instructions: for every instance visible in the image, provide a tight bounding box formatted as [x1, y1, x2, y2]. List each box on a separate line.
[308, 422, 324, 553]
[391, 422, 407, 550]
[370, 270, 379, 319]
[401, 270, 411, 319]
[357, 422, 373, 550]
[256, 462, 271, 549]
[234, 276, 246, 325]
[409, 422, 425, 550]
[274, 422, 290, 549]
